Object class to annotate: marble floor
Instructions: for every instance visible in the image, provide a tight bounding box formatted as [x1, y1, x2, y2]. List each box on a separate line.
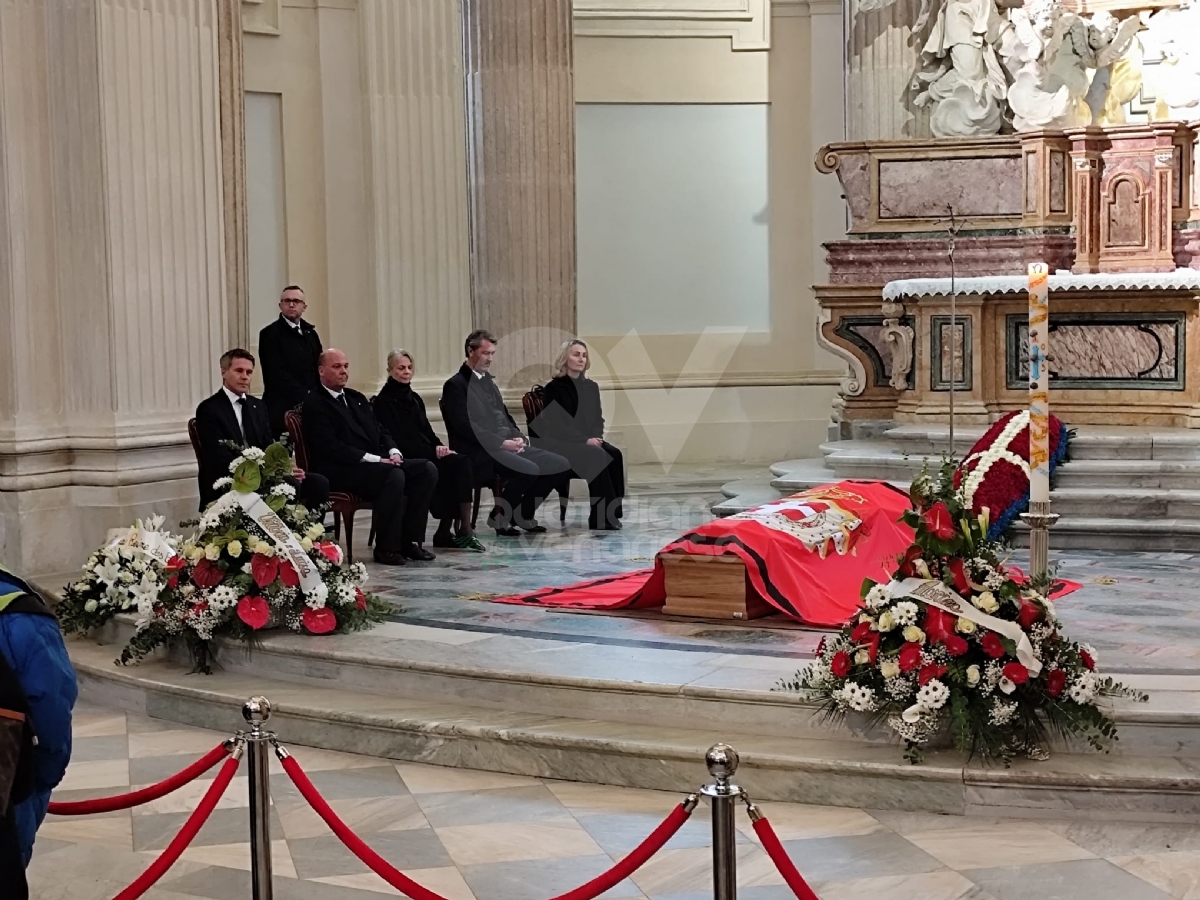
[31, 699, 1200, 900]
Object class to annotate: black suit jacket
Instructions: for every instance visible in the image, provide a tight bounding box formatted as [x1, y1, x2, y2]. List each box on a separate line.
[536, 375, 605, 444]
[301, 387, 398, 478]
[195, 390, 273, 508]
[372, 378, 443, 461]
[440, 364, 522, 456]
[258, 315, 322, 430]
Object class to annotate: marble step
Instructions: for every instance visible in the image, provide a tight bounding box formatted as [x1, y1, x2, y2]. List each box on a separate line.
[69, 640, 1200, 821]
[886, 425, 1200, 461]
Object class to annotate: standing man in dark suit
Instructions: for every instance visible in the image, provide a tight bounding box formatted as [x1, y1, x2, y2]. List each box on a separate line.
[194, 349, 330, 510]
[302, 349, 438, 566]
[441, 330, 569, 536]
[259, 285, 323, 436]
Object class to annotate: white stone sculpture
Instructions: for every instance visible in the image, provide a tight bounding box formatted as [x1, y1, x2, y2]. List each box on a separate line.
[1001, 0, 1140, 131]
[1140, 2, 1200, 119]
[912, 0, 1010, 137]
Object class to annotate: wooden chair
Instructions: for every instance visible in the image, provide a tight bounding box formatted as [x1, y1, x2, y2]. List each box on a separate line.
[521, 386, 575, 523]
[438, 397, 506, 527]
[284, 409, 372, 563]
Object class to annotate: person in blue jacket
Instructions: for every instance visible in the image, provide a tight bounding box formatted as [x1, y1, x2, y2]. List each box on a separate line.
[0, 565, 77, 898]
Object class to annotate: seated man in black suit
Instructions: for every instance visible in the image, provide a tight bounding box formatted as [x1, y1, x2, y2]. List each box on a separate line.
[441, 330, 569, 536]
[302, 349, 438, 566]
[194, 349, 329, 511]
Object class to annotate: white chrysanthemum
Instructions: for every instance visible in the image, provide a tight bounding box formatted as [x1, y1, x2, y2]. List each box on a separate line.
[834, 682, 877, 712]
[1068, 671, 1099, 704]
[892, 601, 919, 626]
[915, 679, 950, 710]
[865, 583, 891, 610]
[989, 699, 1018, 726]
[228, 456, 245, 474]
[270, 483, 297, 499]
[304, 583, 329, 610]
[335, 583, 357, 606]
[242, 447, 266, 462]
[350, 562, 368, 585]
[212, 477, 234, 492]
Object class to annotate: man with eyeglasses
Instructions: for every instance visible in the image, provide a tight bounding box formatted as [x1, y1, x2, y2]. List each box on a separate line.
[259, 285, 323, 436]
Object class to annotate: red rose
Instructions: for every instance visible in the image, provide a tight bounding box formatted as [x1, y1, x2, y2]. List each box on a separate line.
[1002, 662, 1029, 685]
[897, 545, 924, 578]
[943, 634, 968, 657]
[982, 632, 1007, 659]
[237, 596, 271, 630]
[898, 642, 923, 673]
[918, 663, 948, 686]
[1080, 649, 1095, 671]
[192, 558, 224, 588]
[851, 621, 872, 643]
[250, 554, 280, 588]
[279, 561, 300, 588]
[948, 558, 971, 595]
[831, 651, 852, 679]
[1017, 598, 1041, 629]
[921, 502, 957, 541]
[355, 587, 367, 611]
[302, 607, 337, 635]
[316, 541, 342, 564]
[1045, 669, 1067, 698]
[924, 606, 956, 644]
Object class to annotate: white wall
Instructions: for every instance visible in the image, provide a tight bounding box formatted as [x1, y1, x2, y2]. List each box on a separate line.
[245, 91, 288, 343]
[575, 103, 770, 336]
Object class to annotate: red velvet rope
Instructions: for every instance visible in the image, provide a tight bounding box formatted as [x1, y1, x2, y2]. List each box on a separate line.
[112, 753, 241, 900]
[48, 742, 231, 816]
[282, 753, 691, 900]
[752, 817, 821, 900]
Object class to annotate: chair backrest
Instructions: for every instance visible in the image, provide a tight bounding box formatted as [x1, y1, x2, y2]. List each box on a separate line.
[187, 417, 203, 469]
[284, 410, 309, 471]
[522, 386, 545, 433]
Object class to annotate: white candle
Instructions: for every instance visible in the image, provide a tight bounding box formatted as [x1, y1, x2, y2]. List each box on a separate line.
[1028, 263, 1050, 504]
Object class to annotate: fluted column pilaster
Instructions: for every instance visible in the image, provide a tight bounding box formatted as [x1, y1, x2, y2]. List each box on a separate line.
[846, 0, 929, 140]
[462, 0, 577, 386]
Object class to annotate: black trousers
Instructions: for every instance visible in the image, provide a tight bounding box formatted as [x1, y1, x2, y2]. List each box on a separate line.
[470, 446, 569, 526]
[541, 440, 625, 527]
[323, 460, 437, 550]
[288, 472, 330, 508]
[0, 806, 27, 900]
[425, 453, 474, 521]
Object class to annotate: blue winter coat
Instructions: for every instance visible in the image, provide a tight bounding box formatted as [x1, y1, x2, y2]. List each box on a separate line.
[0, 598, 77, 866]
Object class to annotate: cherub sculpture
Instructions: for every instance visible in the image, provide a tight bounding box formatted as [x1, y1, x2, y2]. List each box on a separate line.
[1141, 2, 1200, 119]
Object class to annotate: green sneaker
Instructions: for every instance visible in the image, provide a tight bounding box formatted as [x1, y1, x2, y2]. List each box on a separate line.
[454, 534, 487, 553]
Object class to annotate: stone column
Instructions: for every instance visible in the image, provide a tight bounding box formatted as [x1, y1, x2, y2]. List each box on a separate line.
[0, 0, 239, 575]
[360, 0, 473, 381]
[1068, 128, 1105, 274]
[846, 0, 928, 140]
[461, 0, 577, 386]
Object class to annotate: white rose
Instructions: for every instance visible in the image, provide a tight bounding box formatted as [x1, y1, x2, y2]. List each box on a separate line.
[876, 611, 897, 632]
[956, 617, 978, 635]
[973, 591, 999, 614]
[227, 540, 243, 558]
[880, 660, 901, 680]
[902, 626, 926, 644]
[854, 649, 870, 665]
[257, 541, 275, 558]
[966, 665, 981, 686]
[84, 599, 99, 613]
[306, 523, 325, 540]
[204, 544, 221, 561]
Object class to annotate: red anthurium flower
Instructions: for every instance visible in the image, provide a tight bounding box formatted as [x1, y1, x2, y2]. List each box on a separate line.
[897, 545, 924, 578]
[864, 631, 882, 664]
[924, 606, 956, 644]
[851, 621, 872, 643]
[948, 558, 971, 595]
[165, 555, 187, 573]
[918, 663, 948, 686]
[1002, 662, 1029, 685]
[279, 561, 300, 588]
[192, 559, 224, 589]
[237, 596, 271, 630]
[355, 587, 367, 611]
[898, 642, 923, 673]
[301, 607, 337, 635]
[1080, 649, 1095, 671]
[1045, 669, 1067, 698]
[921, 502, 957, 541]
[316, 541, 342, 564]
[1017, 598, 1041, 630]
[943, 634, 968, 657]
[831, 651, 852, 679]
[251, 554, 280, 589]
[982, 632, 1007, 659]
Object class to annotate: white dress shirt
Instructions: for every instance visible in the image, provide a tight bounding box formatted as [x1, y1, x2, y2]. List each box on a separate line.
[222, 386, 247, 438]
[324, 385, 399, 463]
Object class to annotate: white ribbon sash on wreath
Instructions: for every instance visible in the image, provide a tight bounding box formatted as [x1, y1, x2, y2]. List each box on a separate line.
[107, 527, 176, 567]
[232, 492, 324, 596]
[888, 578, 1043, 677]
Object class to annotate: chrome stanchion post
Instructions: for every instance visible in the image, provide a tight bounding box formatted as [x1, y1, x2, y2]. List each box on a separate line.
[702, 743, 742, 900]
[1019, 500, 1059, 581]
[242, 696, 276, 900]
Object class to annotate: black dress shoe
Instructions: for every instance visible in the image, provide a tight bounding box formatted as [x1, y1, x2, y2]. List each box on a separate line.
[517, 521, 547, 534]
[492, 525, 521, 537]
[402, 544, 436, 561]
[373, 549, 407, 566]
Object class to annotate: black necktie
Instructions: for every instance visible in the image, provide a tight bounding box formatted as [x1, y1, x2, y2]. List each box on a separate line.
[235, 397, 247, 443]
[338, 394, 349, 409]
